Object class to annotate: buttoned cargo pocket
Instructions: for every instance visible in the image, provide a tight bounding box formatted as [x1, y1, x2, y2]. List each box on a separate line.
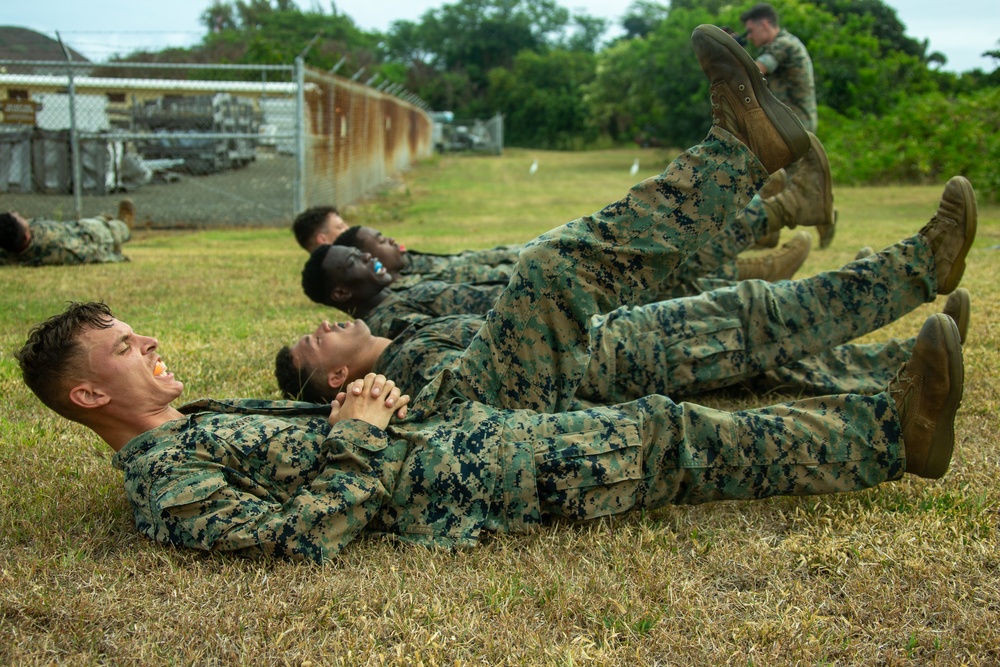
[525, 412, 643, 521]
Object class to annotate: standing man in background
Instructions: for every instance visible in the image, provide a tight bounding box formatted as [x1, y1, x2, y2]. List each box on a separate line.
[740, 3, 828, 247]
[741, 3, 817, 133]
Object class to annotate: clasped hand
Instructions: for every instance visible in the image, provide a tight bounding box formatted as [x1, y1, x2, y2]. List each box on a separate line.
[328, 373, 410, 430]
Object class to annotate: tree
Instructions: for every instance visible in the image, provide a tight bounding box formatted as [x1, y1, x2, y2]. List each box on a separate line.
[104, 0, 376, 74]
[584, 38, 649, 143]
[487, 49, 597, 148]
[619, 1, 669, 40]
[558, 15, 609, 53]
[383, 0, 601, 116]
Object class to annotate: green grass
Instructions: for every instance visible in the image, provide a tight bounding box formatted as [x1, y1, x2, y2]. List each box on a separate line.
[2, 145, 999, 665]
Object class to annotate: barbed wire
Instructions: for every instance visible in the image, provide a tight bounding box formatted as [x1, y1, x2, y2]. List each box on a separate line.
[32, 29, 205, 62]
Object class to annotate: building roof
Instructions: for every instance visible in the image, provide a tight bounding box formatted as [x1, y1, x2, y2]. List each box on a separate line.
[0, 26, 90, 63]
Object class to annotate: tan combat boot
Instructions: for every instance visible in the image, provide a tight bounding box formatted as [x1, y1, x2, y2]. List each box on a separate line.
[117, 198, 137, 230]
[888, 313, 964, 479]
[919, 176, 978, 295]
[737, 230, 812, 281]
[942, 287, 970, 344]
[749, 169, 787, 249]
[760, 168, 787, 199]
[761, 132, 835, 243]
[691, 25, 809, 174]
[751, 230, 781, 250]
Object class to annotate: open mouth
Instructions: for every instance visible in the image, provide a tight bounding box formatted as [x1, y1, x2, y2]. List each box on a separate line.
[373, 259, 386, 275]
[154, 360, 168, 377]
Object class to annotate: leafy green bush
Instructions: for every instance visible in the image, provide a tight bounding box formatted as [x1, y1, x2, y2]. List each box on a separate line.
[823, 87, 1000, 200]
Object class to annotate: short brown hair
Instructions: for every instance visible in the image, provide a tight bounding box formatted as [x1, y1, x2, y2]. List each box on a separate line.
[740, 3, 779, 25]
[17, 302, 114, 420]
[292, 206, 339, 251]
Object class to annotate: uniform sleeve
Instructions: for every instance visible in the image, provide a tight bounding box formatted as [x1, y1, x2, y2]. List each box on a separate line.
[458, 245, 523, 267]
[757, 52, 779, 74]
[147, 420, 406, 563]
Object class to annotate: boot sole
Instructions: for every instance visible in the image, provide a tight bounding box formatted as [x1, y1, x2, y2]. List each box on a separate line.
[939, 176, 978, 294]
[922, 313, 964, 479]
[693, 25, 810, 162]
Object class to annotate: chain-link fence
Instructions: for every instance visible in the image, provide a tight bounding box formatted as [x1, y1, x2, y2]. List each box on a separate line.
[0, 59, 436, 228]
[302, 68, 435, 210]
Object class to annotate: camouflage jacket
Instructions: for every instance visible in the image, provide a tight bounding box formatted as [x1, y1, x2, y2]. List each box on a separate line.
[111, 384, 642, 563]
[403, 245, 522, 275]
[364, 280, 507, 338]
[0, 217, 131, 266]
[107, 392, 538, 562]
[755, 29, 817, 132]
[373, 314, 607, 410]
[392, 263, 514, 290]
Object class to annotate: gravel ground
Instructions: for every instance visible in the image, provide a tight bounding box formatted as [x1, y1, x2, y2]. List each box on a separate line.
[2, 152, 297, 228]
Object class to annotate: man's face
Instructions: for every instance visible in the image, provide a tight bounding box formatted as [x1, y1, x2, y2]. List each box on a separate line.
[290, 319, 374, 385]
[319, 212, 348, 242]
[322, 245, 393, 302]
[78, 318, 184, 409]
[743, 18, 775, 47]
[355, 226, 405, 272]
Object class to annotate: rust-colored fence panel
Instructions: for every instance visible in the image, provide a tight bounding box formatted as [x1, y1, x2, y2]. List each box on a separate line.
[302, 68, 433, 210]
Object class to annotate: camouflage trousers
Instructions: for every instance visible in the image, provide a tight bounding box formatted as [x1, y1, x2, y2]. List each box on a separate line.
[440, 127, 905, 525]
[651, 193, 767, 299]
[581, 235, 934, 402]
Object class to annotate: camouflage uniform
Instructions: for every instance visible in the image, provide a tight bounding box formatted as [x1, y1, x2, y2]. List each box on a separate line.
[403, 246, 522, 275]
[0, 217, 131, 266]
[755, 29, 817, 133]
[363, 197, 772, 337]
[377, 236, 933, 403]
[365, 280, 508, 338]
[112, 128, 906, 563]
[392, 263, 515, 290]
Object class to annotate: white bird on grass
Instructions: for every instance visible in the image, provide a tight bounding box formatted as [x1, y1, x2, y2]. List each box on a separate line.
[630, 158, 640, 176]
[529, 159, 538, 175]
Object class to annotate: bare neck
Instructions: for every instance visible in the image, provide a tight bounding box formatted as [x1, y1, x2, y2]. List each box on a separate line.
[346, 336, 394, 384]
[92, 405, 186, 452]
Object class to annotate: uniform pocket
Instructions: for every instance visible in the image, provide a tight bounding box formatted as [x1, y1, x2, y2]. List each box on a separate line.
[523, 411, 643, 521]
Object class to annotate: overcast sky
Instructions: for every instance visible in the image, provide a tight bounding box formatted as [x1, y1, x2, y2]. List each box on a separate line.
[4, 0, 997, 73]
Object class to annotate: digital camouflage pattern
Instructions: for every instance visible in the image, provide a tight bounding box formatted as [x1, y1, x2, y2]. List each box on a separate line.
[377, 235, 936, 404]
[581, 236, 935, 402]
[364, 197, 774, 334]
[0, 217, 131, 266]
[403, 246, 522, 275]
[748, 338, 914, 396]
[394, 200, 777, 299]
[392, 263, 515, 290]
[755, 29, 818, 133]
[364, 280, 507, 338]
[112, 128, 906, 563]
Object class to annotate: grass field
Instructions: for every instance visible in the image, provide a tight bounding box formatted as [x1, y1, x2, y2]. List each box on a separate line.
[2, 145, 998, 665]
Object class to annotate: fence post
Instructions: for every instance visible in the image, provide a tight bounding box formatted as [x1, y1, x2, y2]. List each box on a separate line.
[57, 33, 83, 219]
[294, 56, 306, 214]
